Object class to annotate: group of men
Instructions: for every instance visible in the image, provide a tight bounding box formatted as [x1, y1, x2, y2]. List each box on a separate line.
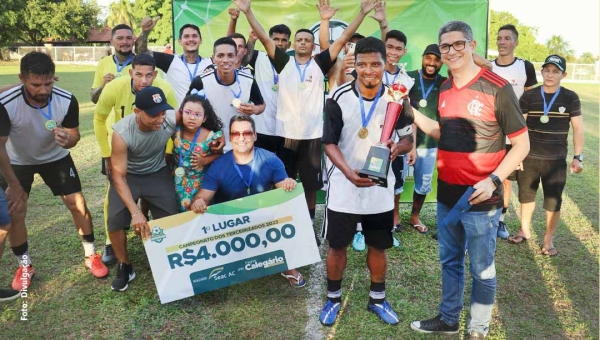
[0, 0, 584, 337]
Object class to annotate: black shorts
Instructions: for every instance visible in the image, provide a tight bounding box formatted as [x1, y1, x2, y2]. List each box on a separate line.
[391, 155, 405, 193]
[255, 134, 283, 154]
[505, 144, 518, 181]
[323, 209, 394, 249]
[517, 157, 567, 212]
[276, 138, 323, 192]
[107, 166, 178, 231]
[0, 154, 82, 196]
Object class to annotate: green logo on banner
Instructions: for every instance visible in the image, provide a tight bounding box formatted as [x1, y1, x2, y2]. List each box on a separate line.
[189, 250, 288, 295]
[150, 226, 167, 243]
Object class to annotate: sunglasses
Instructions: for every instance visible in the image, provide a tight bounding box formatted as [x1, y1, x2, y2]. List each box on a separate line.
[230, 130, 254, 139]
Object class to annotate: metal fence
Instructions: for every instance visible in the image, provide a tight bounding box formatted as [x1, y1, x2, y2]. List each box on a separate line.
[8, 46, 166, 64]
[531, 62, 600, 83]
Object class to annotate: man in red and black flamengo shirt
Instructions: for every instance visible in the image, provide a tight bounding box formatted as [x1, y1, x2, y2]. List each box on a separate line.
[408, 21, 530, 338]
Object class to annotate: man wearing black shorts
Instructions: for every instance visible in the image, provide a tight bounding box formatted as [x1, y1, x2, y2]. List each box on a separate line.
[107, 86, 179, 291]
[508, 55, 584, 256]
[0, 52, 108, 290]
[321, 37, 413, 326]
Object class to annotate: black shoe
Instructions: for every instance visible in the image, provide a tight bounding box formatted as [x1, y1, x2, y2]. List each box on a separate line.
[102, 244, 117, 265]
[0, 288, 20, 302]
[410, 314, 459, 334]
[111, 263, 136, 291]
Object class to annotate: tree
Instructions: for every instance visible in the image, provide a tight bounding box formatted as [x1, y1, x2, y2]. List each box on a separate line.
[545, 35, 575, 61]
[132, 0, 173, 45]
[578, 52, 598, 64]
[0, 0, 100, 46]
[106, 0, 137, 31]
[488, 10, 549, 62]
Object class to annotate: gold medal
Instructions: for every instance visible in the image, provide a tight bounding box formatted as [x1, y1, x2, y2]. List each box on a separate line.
[232, 98, 242, 108]
[45, 120, 57, 130]
[419, 99, 427, 107]
[271, 84, 279, 92]
[174, 167, 185, 177]
[358, 127, 368, 139]
[298, 83, 306, 90]
[540, 115, 549, 123]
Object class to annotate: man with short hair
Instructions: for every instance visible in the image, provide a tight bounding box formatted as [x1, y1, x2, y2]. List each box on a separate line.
[404, 44, 447, 234]
[321, 36, 413, 326]
[1, 52, 109, 290]
[508, 54, 584, 256]
[409, 21, 529, 338]
[476, 24, 538, 239]
[136, 18, 213, 102]
[189, 115, 304, 286]
[107, 86, 179, 291]
[93, 54, 178, 264]
[91, 24, 135, 104]
[188, 37, 265, 151]
[233, 0, 379, 227]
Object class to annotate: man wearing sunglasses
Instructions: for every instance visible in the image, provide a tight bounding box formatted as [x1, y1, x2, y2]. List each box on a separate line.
[409, 21, 529, 338]
[189, 115, 305, 288]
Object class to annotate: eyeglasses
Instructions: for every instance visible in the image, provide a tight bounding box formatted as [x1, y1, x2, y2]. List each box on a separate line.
[439, 40, 470, 54]
[183, 110, 204, 119]
[230, 130, 254, 139]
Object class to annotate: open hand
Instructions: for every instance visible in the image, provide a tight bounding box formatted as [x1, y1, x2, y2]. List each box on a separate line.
[316, 0, 339, 20]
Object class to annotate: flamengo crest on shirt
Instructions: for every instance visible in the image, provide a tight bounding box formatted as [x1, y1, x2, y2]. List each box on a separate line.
[467, 99, 483, 116]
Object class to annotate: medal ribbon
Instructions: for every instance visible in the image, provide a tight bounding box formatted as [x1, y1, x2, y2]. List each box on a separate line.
[294, 57, 312, 83]
[114, 54, 134, 74]
[384, 66, 399, 85]
[33, 98, 53, 121]
[181, 55, 201, 83]
[178, 127, 203, 168]
[356, 82, 382, 129]
[419, 71, 438, 101]
[216, 70, 242, 99]
[271, 63, 279, 85]
[541, 86, 561, 117]
[232, 156, 255, 195]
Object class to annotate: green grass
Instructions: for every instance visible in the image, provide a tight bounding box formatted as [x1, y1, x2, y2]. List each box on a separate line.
[0, 65, 598, 339]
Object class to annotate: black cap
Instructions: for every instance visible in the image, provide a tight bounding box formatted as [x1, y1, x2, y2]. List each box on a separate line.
[422, 44, 441, 58]
[542, 54, 566, 71]
[134, 86, 173, 116]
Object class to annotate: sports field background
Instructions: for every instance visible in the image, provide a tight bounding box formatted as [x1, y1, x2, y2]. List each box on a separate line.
[0, 64, 598, 339]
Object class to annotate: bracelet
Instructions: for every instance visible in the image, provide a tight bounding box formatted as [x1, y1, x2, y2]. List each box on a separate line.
[131, 210, 142, 218]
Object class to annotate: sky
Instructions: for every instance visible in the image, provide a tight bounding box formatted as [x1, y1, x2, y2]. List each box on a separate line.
[96, 0, 599, 57]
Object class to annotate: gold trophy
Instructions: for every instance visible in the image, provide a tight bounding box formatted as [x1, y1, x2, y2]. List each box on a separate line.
[358, 64, 414, 187]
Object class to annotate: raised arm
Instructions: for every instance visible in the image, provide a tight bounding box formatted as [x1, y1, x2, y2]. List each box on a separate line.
[327, 0, 379, 61]
[316, 0, 339, 50]
[135, 16, 161, 55]
[234, 0, 277, 59]
[226, 8, 240, 36]
[370, 1, 389, 40]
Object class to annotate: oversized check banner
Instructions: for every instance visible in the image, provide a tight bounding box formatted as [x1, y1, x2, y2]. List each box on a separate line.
[144, 184, 320, 304]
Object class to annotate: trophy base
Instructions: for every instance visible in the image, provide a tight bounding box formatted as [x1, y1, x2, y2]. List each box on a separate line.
[358, 145, 390, 188]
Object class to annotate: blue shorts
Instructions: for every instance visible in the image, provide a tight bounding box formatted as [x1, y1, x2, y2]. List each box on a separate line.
[0, 189, 10, 226]
[410, 148, 438, 195]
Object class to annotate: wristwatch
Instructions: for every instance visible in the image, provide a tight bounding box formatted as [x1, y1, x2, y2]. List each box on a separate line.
[573, 155, 584, 162]
[489, 174, 502, 188]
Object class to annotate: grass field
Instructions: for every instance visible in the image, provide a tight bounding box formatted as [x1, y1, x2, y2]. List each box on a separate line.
[0, 64, 598, 339]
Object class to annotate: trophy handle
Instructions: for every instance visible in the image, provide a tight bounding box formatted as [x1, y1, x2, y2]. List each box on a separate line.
[379, 101, 403, 144]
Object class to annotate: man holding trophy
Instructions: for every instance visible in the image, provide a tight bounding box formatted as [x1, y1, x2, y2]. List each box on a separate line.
[320, 37, 414, 326]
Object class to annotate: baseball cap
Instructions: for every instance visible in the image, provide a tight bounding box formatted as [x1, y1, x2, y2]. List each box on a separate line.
[422, 44, 441, 58]
[134, 86, 173, 116]
[542, 54, 566, 71]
